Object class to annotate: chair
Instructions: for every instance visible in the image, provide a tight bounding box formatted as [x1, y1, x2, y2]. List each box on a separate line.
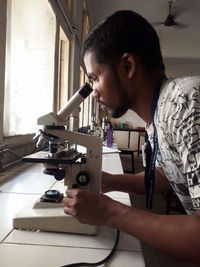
[137, 130, 146, 156]
[115, 128, 145, 173]
[119, 148, 135, 173]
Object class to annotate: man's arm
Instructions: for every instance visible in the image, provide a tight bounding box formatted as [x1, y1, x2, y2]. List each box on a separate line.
[108, 199, 200, 263]
[64, 189, 200, 263]
[102, 167, 171, 194]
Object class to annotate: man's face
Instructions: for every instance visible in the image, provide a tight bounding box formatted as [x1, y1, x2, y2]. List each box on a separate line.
[84, 51, 130, 118]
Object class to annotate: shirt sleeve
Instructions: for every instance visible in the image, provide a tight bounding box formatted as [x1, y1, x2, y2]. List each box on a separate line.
[171, 78, 200, 209]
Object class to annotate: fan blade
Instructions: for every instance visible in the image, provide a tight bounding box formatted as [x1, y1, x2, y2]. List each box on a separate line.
[174, 6, 187, 19]
[173, 21, 189, 29]
[151, 21, 164, 27]
[152, 21, 188, 29]
[151, 0, 189, 30]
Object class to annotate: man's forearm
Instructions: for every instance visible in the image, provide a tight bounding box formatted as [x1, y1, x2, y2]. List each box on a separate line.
[108, 171, 146, 194]
[106, 200, 200, 263]
[107, 168, 170, 194]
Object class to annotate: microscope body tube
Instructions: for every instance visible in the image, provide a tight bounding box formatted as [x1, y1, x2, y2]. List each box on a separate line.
[57, 83, 93, 121]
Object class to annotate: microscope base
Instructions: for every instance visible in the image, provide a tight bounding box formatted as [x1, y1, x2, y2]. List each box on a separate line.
[13, 199, 98, 235]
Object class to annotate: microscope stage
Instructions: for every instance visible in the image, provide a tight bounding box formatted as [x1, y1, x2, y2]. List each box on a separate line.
[23, 149, 82, 164]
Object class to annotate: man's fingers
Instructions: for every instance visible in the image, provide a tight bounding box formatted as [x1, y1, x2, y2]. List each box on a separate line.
[64, 205, 72, 215]
[63, 194, 75, 208]
[65, 188, 80, 198]
[65, 189, 74, 198]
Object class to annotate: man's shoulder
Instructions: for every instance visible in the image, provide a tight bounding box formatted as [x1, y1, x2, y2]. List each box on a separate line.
[160, 75, 200, 105]
[166, 75, 200, 94]
[157, 75, 200, 129]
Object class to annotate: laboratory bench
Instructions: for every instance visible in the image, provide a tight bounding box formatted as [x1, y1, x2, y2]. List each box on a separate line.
[0, 152, 145, 267]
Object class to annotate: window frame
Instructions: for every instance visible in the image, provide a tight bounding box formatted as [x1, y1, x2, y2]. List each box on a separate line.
[4, 0, 57, 137]
[79, 0, 98, 129]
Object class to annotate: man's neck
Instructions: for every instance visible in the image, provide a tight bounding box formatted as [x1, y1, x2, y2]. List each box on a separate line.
[131, 70, 166, 125]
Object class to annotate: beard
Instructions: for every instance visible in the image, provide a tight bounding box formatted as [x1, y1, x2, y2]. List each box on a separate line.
[110, 103, 128, 118]
[100, 90, 129, 119]
[111, 82, 131, 118]
[99, 66, 132, 118]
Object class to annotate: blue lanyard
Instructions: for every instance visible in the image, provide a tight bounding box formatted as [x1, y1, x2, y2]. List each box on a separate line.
[144, 76, 167, 209]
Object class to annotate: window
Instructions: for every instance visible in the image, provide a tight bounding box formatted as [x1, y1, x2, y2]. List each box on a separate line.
[79, 0, 94, 128]
[79, 66, 92, 127]
[0, 0, 77, 172]
[4, 0, 56, 136]
[66, 0, 73, 13]
[58, 27, 70, 111]
[81, 1, 90, 44]
[0, 0, 92, 169]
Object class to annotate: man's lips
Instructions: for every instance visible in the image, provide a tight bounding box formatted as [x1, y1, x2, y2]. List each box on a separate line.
[99, 103, 109, 112]
[96, 99, 112, 113]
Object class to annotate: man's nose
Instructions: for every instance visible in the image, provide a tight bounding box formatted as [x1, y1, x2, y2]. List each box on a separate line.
[92, 87, 100, 99]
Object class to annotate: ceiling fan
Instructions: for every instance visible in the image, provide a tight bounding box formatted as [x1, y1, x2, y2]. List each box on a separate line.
[153, 0, 188, 29]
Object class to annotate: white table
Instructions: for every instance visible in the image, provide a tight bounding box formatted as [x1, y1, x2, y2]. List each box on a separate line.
[0, 152, 145, 267]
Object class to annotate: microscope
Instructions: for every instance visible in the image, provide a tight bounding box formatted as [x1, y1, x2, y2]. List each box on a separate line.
[13, 83, 102, 235]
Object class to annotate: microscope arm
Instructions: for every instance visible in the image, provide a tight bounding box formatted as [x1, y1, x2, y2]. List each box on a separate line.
[46, 129, 102, 193]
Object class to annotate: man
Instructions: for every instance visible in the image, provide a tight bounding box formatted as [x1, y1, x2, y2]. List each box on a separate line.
[63, 10, 200, 263]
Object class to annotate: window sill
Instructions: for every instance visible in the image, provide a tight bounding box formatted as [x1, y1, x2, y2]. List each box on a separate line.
[0, 162, 33, 184]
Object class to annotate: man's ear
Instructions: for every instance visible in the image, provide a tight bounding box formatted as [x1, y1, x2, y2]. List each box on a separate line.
[121, 53, 137, 79]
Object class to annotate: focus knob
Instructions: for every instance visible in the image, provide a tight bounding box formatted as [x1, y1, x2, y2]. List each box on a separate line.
[54, 169, 66, 181]
[76, 171, 90, 186]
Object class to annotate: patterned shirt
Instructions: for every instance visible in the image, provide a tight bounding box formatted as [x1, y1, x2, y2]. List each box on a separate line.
[147, 76, 200, 214]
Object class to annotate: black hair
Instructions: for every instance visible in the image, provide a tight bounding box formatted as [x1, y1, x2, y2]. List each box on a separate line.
[82, 10, 165, 70]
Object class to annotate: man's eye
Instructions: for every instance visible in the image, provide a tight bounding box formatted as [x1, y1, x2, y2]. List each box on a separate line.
[89, 80, 93, 86]
[89, 77, 97, 86]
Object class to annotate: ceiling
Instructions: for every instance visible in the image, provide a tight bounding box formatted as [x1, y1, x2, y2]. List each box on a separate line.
[87, 0, 200, 31]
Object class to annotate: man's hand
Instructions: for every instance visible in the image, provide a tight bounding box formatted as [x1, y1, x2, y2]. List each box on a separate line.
[63, 188, 114, 226]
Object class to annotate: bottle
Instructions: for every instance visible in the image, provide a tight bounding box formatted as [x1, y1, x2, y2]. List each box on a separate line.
[101, 117, 106, 140]
[106, 119, 113, 148]
[90, 114, 101, 137]
[102, 117, 105, 131]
